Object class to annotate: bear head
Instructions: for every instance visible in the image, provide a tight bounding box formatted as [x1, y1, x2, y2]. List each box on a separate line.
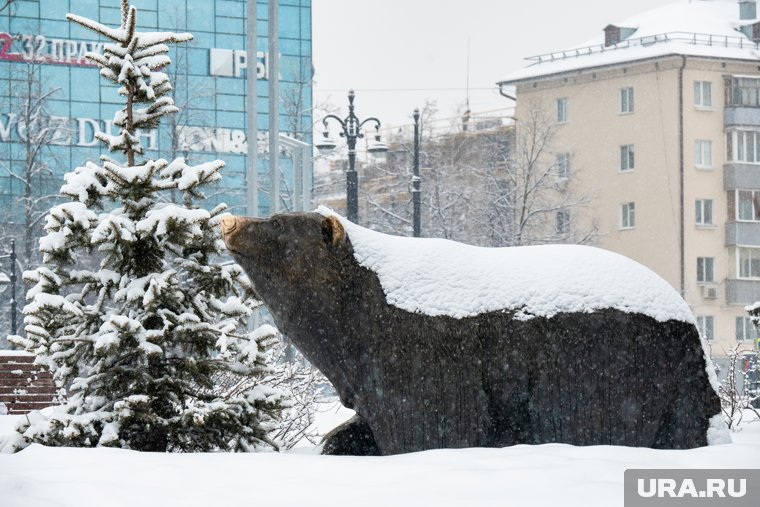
[219, 212, 352, 319]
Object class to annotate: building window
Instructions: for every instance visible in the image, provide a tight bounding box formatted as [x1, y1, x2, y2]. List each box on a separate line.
[621, 202, 635, 229]
[739, 247, 760, 278]
[737, 190, 760, 221]
[727, 130, 760, 163]
[556, 211, 570, 234]
[694, 81, 712, 108]
[695, 199, 713, 226]
[736, 316, 758, 341]
[556, 153, 570, 179]
[694, 140, 713, 168]
[620, 87, 634, 113]
[725, 76, 760, 108]
[620, 144, 635, 171]
[697, 257, 714, 283]
[556, 97, 568, 124]
[697, 315, 715, 341]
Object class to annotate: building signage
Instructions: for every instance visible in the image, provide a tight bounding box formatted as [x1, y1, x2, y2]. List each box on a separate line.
[0, 33, 271, 81]
[0, 113, 157, 150]
[178, 125, 269, 154]
[209, 48, 269, 79]
[0, 113, 271, 156]
[0, 32, 102, 67]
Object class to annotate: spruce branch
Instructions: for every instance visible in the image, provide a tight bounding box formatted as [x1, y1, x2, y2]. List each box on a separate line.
[124, 6, 136, 46]
[120, 0, 129, 25]
[66, 14, 131, 44]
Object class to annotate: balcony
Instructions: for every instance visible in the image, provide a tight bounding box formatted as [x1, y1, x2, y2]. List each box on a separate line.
[725, 76, 760, 127]
[724, 106, 760, 128]
[726, 279, 760, 305]
[726, 221, 760, 246]
[724, 163, 760, 190]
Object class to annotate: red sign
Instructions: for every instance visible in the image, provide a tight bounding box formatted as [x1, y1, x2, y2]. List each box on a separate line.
[0, 32, 101, 67]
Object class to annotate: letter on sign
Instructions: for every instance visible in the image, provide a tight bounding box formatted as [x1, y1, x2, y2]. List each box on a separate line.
[210, 48, 234, 77]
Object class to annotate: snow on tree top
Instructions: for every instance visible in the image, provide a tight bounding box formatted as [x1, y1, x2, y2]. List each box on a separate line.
[501, 0, 760, 83]
[65, 14, 192, 48]
[317, 207, 695, 324]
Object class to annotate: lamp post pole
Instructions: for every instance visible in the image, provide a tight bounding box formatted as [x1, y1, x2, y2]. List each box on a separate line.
[0, 239, 17, 336]
[412, 108, 421, 237]
[317, 90, 385, 224]
[345, 116, 359, 223]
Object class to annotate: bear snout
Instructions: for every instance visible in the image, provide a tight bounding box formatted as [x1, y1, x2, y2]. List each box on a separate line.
[220, 216, 238, 236]
[220, 216, 266, 253]
[220, 216, 243, 252]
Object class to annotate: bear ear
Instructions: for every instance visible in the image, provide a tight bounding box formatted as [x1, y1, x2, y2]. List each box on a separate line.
[321, 215, 345, 247]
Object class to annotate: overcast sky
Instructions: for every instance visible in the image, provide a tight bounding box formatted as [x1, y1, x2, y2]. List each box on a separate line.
[312, 0, 676, 128]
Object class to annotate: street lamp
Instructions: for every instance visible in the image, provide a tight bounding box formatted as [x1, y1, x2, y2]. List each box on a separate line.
[315, 89, 387, 223]
[0, 239, 17, 337]
[412, 108, 421, 237]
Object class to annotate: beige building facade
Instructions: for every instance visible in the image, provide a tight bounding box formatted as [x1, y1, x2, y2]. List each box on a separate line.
[499, 0, 760, 358]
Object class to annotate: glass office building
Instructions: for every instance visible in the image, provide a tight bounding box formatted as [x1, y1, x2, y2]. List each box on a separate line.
[0, 0, 313, 231]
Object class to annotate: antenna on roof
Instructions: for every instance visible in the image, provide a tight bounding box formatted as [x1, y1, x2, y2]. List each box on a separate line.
[463, 37, 471, 131]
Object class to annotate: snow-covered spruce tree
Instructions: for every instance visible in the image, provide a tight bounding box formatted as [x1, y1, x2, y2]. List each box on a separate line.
[8, 1, 284, 452]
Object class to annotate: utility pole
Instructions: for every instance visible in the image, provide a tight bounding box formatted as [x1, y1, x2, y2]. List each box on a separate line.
[412, 108, 421, 237]
[268, 0, 280, 215]
[245, 0, 258, 216]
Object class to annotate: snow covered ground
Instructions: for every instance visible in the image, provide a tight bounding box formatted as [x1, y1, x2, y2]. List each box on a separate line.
[0, 414, 23, 437]
[0, 408, 759, 507]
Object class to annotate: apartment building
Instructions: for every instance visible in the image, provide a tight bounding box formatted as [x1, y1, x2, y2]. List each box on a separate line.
[498, 0, 760, 358]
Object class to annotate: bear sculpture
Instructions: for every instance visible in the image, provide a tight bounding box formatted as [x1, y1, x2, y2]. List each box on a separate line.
[220, 209, 722, 456]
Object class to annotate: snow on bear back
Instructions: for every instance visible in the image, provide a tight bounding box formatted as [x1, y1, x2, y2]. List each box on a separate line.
[317, 207, 694, 324]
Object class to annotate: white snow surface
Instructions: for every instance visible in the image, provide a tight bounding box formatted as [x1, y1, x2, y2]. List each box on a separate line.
[0, 350, 31, 357]
[501, 0, 760, 83]
[0, 409, 758, 507]
[316, 207, 695, 324]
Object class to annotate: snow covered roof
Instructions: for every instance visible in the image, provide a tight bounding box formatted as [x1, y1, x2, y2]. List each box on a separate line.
[317, 207, 695, 324]
[500, 0, 760, 84]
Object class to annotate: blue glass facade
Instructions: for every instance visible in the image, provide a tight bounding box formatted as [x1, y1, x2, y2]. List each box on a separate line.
[0, 0, 312, 229]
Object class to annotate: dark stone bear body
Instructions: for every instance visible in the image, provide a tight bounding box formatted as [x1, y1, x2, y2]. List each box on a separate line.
[221, 212, 720, 456]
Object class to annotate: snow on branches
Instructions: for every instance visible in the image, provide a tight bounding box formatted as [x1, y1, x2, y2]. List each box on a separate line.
[66, 0, 192, 163]
[2, 2, 285, 454]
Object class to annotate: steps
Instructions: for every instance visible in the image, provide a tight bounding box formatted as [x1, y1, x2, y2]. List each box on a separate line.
[0, 353, 63, 414]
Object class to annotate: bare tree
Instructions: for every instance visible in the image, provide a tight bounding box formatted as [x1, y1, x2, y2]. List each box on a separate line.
[360, 101, 598, 247]
[155, 12, 252, 214]
[265, 347, 330, 450]
[421, 130, 481, 241]
[166, 19, 210, 162]
[281, 57, 314, 141]
[0, 60, 64, 271]
[279, 68, 342, 214]
[362, 101, 440, 235]
[715, 303, 760, 430]
[474, 103, 599, 247]
[716, 344, 760, 430]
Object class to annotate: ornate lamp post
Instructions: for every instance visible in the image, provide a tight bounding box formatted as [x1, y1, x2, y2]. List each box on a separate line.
[412, 108, 421, 237]
[315, 89, 387, 223]
[0, 239, 17, 336]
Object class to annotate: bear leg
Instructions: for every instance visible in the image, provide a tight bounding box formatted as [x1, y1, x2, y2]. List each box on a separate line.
[321, 415, 381, 456]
